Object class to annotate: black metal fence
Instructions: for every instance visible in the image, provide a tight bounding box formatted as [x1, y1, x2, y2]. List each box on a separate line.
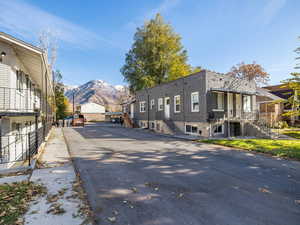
[0, 123, 52, 167]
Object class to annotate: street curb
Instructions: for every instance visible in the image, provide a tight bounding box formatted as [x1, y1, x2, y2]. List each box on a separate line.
[61, 128, 97, 225]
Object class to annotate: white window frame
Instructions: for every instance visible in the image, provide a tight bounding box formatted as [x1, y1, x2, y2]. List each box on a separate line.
[217, 92, 224, 110]
[213, 124, 224, 135]
[158, 98, 163, 111]
[212, 92, 225, 112]
[174, 95, 180, 113]
[243, 95, 251, 112]
[150, 99, 155, 110]
[139, 101, 146, 113]
[185, 124, 198, 135]
[191, 92, 199, 112]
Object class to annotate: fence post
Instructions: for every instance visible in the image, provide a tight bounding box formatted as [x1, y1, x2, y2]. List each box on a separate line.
[0, 131, 2, 161]
[35, 114, 38, 154]
[28, 133, 31, 166]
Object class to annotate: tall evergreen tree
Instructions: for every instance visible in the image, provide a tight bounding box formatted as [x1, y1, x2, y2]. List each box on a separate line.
[121, 14, 199, 92]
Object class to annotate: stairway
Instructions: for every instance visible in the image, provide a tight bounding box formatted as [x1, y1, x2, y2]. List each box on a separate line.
[163, 119, 184, 135]
[245, 121, 279, 139]
[123, 113, 135, 128]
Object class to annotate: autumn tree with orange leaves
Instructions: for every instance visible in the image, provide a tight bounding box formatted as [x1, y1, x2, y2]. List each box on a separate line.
[228, 62, 270, 87]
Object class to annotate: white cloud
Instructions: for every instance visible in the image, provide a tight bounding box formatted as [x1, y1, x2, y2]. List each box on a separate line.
[262, 0, 287, 25]
[124, 0, 181, 30]
[0, 0, 113, 48]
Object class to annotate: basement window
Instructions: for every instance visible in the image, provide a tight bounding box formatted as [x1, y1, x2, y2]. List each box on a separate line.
[185, 124, 198, 135]
[151, 122, 155, 129]
[213, 124, 224, 134]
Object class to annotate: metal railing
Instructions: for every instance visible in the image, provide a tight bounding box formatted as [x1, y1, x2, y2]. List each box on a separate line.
[208, 111, 259, 121]
[0, 87, 41, 113]
[0, 123, 52, 166]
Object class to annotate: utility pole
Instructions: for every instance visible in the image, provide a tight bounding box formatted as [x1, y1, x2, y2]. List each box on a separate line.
[72, 92, 75, 117]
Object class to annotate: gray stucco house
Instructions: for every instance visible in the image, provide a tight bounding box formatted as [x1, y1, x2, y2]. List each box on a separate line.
[129, 70, 260, 138]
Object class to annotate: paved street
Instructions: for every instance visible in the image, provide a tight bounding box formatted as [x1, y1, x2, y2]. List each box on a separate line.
[63, 123, 300, 225]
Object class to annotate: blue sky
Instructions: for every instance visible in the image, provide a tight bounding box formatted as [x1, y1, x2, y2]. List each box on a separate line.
[0, 0, 299, 86]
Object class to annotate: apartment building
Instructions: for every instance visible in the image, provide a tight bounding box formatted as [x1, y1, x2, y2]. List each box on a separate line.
[130, 70, 262, 138]
[0, 32, 54, 168]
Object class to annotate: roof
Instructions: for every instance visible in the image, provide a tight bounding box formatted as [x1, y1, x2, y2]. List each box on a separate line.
[210, 88, 256, 95]
[0, 32, 44, 54]
[105, 112, 123, 116]
[0, 31, 53, 96]
[256, 87, 284, 101]
[263, 84, 290, 92]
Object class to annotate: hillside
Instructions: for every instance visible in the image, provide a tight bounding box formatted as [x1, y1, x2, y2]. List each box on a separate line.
[64, 80, 129, 112]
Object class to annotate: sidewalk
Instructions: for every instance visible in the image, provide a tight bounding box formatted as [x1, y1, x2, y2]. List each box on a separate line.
[23, 128, 93, 225]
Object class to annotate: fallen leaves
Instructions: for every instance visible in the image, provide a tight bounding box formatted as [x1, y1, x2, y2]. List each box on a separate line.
[0, 181, 47, 225]
[107, 216, 116, 223]
[259, 188, 272, 194]
[47, 202, 66, 215]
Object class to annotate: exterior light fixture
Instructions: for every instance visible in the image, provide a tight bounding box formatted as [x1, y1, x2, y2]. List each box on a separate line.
[0, 51, 6, 63]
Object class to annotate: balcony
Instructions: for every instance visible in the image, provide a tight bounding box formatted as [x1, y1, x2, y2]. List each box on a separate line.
[208, 110, 258, 122]
[0, 87, 41, 115]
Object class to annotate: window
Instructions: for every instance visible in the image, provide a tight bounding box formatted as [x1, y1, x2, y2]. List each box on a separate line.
[16, 71, 22, 91]
[243, 95, 251, 112]
[140, 101, 146, 112]
[185, 124, 198, 135]
[174, 95, 180, 113]
[213, 124, 224, 134]
[158, 98, 163, 111]
[26, 75, 30, 89]
[12, 122, 22, 142]
[191, 92, 199, 112]
[150, 99, 155, 110]
[217, 92, 224, 110]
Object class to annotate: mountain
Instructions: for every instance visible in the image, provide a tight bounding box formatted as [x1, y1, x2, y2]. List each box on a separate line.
[64, 80, 129, 112]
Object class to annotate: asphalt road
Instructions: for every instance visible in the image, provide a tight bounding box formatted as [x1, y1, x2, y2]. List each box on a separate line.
[63, 123, 300, 225]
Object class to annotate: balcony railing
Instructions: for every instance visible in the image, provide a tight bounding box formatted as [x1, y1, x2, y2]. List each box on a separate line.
[0, 123, 52, 167]
[208, 110, 258, 121]
[0, 87, 41, 113]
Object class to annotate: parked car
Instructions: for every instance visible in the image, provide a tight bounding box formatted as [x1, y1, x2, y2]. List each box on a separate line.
[72, 114, 85, 126]
[111, 117, 120, 123]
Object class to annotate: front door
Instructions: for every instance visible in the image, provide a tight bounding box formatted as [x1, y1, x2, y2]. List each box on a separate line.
[236, 94, 242, 118]
[164, 97, 170, 119]
[130, 103, 134, 119]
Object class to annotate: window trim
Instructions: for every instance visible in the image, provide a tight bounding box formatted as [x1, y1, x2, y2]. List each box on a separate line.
[191, 92, 199, 112]
[213, 124, 224, 135]
[174, 95, 180, 113]
[158, 98, 163, 111]
[139, 101, 146, 113]
[243, 95, 252, 112]
[185, 124, 199, 135]
[217, 92, 224, 110]
[150, 99, 155, 110]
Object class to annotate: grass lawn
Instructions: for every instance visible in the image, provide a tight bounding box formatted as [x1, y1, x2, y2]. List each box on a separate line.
[279, 130, 300, 139]
[200, 139, 300, 160]
[0, 181, 46, 225]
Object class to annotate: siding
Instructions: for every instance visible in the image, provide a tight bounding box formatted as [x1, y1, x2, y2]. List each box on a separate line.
[134, 71, 207, 123]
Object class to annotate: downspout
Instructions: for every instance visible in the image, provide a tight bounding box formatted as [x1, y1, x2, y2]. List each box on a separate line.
[182, 78, 186, 131]
[147, 89, 150, 129]
[227, 91, 230, 137]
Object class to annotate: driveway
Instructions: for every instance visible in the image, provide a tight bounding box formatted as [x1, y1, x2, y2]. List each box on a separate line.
[63, 123, 300, 225]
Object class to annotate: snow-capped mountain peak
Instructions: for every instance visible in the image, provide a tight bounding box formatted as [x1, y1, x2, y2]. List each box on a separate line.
[64, 80, 129, 112]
